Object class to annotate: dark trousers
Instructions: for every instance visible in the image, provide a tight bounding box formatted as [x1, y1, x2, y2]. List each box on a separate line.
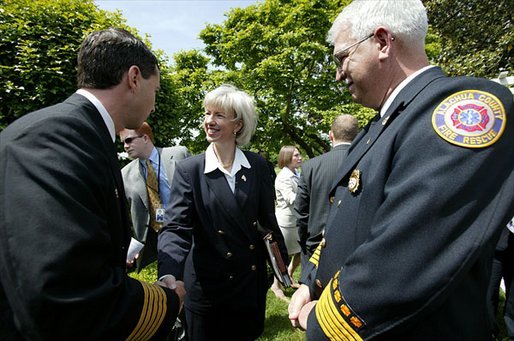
[185, 306, 264, 341]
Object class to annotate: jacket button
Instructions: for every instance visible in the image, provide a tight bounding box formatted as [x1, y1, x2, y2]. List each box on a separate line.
[249, 244, 255, 250]
[229, 275, 234, 280]
[251, 265, 256, 271]
[226, 252, 233, 258]
[218, 230, 225, 235]
[252, 221, 257, 227]
[316, 279, 323, 288]
[329, 196, 334, 204]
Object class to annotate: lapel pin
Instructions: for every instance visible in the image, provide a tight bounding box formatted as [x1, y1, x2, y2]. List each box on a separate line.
[241, 175, 247, 182]
[348, 169, 361, 194]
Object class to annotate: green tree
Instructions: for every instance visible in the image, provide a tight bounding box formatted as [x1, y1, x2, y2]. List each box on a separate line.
[0, 0, 116, 129]
[180, 0, 376, 158]
[425, 0, 513, 78]
[0, 0, 185, 145]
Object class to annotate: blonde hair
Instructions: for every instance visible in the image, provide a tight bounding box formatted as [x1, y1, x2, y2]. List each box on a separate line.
[203, 84, 258, 146]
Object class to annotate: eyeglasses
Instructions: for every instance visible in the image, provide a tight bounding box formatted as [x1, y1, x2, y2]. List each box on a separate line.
[122, 135, 143, 144]
[332, 33, 374, 71]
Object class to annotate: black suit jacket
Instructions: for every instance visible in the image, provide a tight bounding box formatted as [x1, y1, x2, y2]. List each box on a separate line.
[295, 143, 350, 268]
[305, 67, 514, 340]
[158, 151, 287, 320]
[0, 93, 179, 340]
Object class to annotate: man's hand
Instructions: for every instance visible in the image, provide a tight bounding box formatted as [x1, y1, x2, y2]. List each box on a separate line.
[288, 284, 312, 329]
[156, 277, 186, 310]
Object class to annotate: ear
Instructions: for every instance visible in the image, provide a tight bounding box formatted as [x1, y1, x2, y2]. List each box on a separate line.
[127, 65, 141, 92]
[234, 120, 244, 134]
[374, 27, 395, 61]
[329, 130, 334, 142]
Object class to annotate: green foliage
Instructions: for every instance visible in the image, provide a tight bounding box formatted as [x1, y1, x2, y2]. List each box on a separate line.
[425, 0, 513, 78]
[0, 0, 185, 145]
[0, 0, 118, 129]
[172, 0, 375, 158]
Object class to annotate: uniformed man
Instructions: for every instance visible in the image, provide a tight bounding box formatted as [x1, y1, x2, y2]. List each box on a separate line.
[288, 0, 514, 339]
[0, 28, 183, 339]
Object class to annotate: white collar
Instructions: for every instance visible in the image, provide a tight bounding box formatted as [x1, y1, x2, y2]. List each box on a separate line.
[379, 65, 436, 117]
[204, 144, 250, 176]
[76, 89, 115, 142]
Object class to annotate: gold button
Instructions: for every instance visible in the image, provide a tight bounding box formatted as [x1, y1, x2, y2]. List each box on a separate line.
[320, 238, 326, 248]
[249, 244, 255, 250]
[316, 279, 323, 288]
[218, 230, 224, 234]
[226, 252, 232, 258]
[329, 196, 334, 204]
[251, 265, 257, 271]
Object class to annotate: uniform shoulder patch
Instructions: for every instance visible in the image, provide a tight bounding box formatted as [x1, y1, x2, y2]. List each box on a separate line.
[432, 90, 506, 148]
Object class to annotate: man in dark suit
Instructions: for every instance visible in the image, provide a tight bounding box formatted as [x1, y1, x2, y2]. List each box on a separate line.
[294, 114, 359, 272]
[120, 122, 190, 272]
[288, 1, 514, 339]
[0, 28, 183, 340]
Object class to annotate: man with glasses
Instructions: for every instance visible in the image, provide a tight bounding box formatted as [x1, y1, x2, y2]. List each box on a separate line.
[120, 122, 189, 272]
[289, 0, 514, 339]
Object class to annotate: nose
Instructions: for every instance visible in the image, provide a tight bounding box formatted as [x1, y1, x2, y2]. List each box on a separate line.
[123, 141, 130, 150]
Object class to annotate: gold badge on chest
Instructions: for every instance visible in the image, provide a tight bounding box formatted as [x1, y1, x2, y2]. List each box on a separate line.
[348, 169, 361, 194]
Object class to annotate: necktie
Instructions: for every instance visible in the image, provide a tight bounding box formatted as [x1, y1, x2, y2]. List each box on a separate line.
[146, 159, 162, 232]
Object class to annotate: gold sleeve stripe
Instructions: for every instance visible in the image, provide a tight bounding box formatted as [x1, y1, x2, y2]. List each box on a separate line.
[126, 281, 168, 341]
[309, 243, 322, 266]
[316, 278, 363, 341]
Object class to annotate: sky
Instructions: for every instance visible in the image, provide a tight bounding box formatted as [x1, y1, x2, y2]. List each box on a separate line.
[95, 0, 261, 58]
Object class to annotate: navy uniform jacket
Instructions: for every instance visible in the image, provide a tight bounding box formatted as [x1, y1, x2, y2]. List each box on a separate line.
[295, 143, 350, 271]
[305, 67, 514, 340]
[0, 94, 180, 340]
[158, 151, 288, 332]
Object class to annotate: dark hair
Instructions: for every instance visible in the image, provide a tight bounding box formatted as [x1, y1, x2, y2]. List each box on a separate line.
[77, 27, 159, 89]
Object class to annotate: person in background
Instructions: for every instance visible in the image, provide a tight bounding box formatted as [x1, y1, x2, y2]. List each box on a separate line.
[120, 121, 190, 272]
[271, 145, 302, 300]
[288, 0, 514, 339]
[295, 114, 359, 275]
[0, 27, 183, 340]
[158, 84, 288, 341]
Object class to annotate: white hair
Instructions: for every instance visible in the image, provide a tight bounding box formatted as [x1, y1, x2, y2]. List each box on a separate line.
[327, 0, 428, 49]
[203, 84, 258, 146]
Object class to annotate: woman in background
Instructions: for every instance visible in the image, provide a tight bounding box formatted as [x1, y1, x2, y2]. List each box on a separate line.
[158, 84, 288, 341]
[271, 145, 302, 300]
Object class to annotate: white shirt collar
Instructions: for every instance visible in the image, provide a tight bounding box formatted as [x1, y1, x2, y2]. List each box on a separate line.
[379, 65, 436, 117]
[204, 144, 251, 176]
[76, 89, 115, 142]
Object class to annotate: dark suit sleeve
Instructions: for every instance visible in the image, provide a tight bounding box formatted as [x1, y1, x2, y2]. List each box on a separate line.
[158, 161, 194, 280]
[0, 113, 179, 339]
[295, 164, 311, 254]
